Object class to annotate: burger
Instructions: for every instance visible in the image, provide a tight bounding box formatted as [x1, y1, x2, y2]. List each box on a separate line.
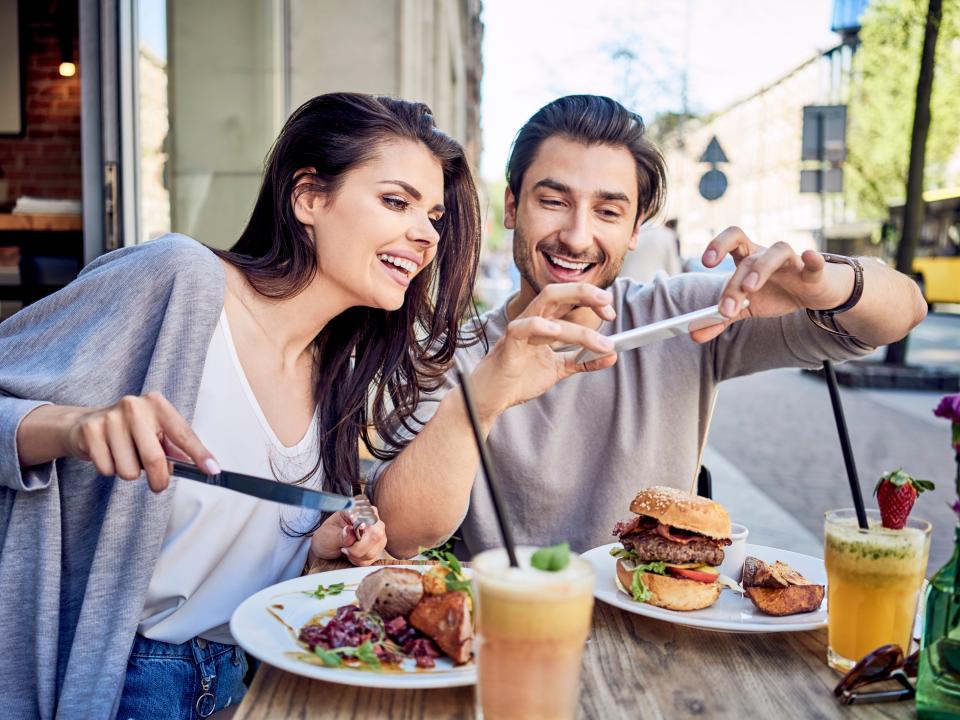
[611, 486, 732, 611]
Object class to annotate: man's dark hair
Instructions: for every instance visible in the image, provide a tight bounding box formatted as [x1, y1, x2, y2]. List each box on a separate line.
[506, 95, 666, 222]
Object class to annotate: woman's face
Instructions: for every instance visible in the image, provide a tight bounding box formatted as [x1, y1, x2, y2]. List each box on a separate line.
[296, 139, 445, 312]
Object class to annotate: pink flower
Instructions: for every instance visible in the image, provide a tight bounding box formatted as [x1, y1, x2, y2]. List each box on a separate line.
[934, 394, 960, 423]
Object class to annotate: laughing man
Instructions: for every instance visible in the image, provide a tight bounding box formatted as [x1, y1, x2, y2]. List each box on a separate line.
[372, 95, 926, 559]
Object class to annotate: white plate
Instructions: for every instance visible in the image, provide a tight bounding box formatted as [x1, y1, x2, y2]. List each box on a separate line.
[230, 565, 476, 688]
[582, 542, 827, 633]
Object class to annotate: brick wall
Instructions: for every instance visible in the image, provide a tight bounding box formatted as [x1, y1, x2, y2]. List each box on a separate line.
[0, 5, 81, 202]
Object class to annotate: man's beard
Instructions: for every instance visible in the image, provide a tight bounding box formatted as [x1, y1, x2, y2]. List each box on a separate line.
[512, 224, 624, 294]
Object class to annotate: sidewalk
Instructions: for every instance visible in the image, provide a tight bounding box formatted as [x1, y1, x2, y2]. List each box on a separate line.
[704, 446, 824, 558]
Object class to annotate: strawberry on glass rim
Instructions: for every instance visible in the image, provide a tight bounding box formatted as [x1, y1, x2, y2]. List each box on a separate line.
[874, 468, 935, 530]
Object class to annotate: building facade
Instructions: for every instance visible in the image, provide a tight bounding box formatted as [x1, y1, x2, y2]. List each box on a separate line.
[658, 43, 858, 260]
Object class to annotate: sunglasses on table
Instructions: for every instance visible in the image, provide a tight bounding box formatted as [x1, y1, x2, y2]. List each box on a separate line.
[834, 644, 918, 705]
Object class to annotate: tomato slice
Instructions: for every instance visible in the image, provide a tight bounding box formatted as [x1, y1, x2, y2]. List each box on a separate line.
[667, 566, 719, 584]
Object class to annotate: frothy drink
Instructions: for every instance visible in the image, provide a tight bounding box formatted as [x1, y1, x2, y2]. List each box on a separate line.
[472, 547, 594, 720]
[825, 509, 931, 672]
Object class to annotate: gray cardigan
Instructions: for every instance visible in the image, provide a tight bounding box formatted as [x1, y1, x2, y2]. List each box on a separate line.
[0, 235, 224, 719]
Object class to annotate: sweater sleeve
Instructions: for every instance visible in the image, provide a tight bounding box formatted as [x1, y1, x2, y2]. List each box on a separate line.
[0, 234, 222, 491]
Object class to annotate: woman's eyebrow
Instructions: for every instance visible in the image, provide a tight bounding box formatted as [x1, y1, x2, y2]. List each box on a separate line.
[379, 180, 444, 213]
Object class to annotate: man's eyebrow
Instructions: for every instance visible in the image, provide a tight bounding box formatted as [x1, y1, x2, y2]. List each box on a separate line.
[533, 178, 631, 204]
[596, 189, 631, 203]
[532, 178, 570, 194]
[379, 180, 444, 213]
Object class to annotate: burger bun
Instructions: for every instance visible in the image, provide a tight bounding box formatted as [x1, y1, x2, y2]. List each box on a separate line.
[615, 558, 721, 612]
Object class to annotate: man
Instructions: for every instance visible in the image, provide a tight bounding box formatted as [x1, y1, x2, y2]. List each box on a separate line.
[373, 95, 926, 560]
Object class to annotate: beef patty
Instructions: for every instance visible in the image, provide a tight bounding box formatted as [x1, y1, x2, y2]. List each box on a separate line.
[621, 533, 726, 566]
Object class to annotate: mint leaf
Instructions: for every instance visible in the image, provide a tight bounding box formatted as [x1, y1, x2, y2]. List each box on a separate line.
[531, 542, 571, 572]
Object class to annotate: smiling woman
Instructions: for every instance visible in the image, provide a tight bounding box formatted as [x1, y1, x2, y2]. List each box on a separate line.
[0, 93, 481, 719]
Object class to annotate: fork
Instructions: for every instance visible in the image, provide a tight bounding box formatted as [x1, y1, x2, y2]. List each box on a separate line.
[346, 494, 379, 537]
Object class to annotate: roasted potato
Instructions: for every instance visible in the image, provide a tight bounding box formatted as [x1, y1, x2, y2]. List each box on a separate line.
[421, 565, 449, 595]
[745, 585, 825, 616]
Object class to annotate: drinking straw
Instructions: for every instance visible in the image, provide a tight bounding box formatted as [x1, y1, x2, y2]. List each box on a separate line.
[688, 387, 719, 496]
[822, 360, 869, 530]
[456, 370, 519, 567]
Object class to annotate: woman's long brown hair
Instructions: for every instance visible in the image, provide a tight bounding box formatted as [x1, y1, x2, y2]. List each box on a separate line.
[214, 93, 481, 516]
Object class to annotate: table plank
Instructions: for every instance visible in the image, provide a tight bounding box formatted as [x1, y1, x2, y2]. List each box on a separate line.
[236, 559, 914, 719]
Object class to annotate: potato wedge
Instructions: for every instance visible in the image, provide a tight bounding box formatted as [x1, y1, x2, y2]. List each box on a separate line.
[745, 584, 825, 616]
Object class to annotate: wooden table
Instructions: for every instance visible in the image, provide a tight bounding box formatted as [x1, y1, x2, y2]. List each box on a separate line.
[234, 561, 913, 720]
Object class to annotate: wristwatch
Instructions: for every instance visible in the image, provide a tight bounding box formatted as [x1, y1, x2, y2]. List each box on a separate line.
[805, 253, 864, 338]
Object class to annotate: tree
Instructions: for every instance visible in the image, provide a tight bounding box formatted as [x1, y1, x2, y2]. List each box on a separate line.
[885, 0, 943, 364]
[845, 0, 960, 222]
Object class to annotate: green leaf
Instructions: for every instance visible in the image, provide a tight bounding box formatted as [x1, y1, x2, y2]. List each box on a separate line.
[875, 468, 935, 495]
[313, 647, 343, 667]
[629, 561, 668, 603]
[444, 552, 463, 575]
[631, 567, 650, 602]
[530, 542, 571, 572]
[354, 641, 382, 670]
[444, 572, 473, 594]
[610, 546, 638, 561]
[304, 581, 346, 600]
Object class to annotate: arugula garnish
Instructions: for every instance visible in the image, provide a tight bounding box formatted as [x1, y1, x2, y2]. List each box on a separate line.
[304, 581, 345, 600]
[312, 640, 383, 670]
[630, 561, 667, 602]
[421, 550, 474, 598]
[419, 537, 458, 562]
[531, 542, 571, 572]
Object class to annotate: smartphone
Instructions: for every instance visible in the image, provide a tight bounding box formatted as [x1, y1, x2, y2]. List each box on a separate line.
[574, 300, 749, 363]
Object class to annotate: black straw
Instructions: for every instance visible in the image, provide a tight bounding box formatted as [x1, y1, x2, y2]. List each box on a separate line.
[823, 361, 869, 530]
[456, 370, 519, 567]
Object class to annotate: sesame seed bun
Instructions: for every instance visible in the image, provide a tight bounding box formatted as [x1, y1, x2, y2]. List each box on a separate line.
[615, 558, 722, 611]
[628, 486, 731, 540]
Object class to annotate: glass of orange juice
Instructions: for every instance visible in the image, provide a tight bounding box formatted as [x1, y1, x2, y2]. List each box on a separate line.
[472, 546, 594, 720]
[824, 508, 931, 673]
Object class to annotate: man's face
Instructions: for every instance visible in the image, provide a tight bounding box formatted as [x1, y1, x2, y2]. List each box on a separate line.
[506, 136, 640, 298]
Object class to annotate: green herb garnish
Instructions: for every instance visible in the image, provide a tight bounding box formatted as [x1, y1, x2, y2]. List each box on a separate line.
[304, 581, 345, 600]
[530, 542, 571, 571]
[313, 646, 344, 667]
[312, 640, 382, 670]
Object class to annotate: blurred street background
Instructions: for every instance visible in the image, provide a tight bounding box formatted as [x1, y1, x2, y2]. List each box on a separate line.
[1, 0, 958, 570]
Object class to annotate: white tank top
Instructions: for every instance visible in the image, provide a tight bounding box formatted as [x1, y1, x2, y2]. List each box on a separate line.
[139, 310, 321, 644]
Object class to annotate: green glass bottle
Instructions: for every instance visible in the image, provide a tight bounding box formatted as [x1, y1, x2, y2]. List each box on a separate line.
[917, 525, 960, 718]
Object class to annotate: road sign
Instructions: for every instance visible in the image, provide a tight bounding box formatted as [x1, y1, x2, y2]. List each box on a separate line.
[699, 136, 729, 164]
[699, 169, 728, 201]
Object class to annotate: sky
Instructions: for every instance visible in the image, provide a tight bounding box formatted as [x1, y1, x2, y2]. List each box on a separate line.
[480, 0, 840, 180]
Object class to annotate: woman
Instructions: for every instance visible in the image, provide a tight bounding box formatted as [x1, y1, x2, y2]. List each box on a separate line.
[0, 93, 480, 719]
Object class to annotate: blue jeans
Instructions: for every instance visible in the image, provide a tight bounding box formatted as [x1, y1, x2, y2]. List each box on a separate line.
[117, 634, 249, 719]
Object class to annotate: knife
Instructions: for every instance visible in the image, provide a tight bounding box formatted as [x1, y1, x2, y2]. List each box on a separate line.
[168, 458, 357, 514]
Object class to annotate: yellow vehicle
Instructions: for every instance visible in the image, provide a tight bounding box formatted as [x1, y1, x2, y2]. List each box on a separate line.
[889, 188, 960, 305]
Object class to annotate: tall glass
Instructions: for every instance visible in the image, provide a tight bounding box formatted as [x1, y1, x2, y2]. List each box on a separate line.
[472, 547, 594, 720]
[824, 509, 931, 672]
